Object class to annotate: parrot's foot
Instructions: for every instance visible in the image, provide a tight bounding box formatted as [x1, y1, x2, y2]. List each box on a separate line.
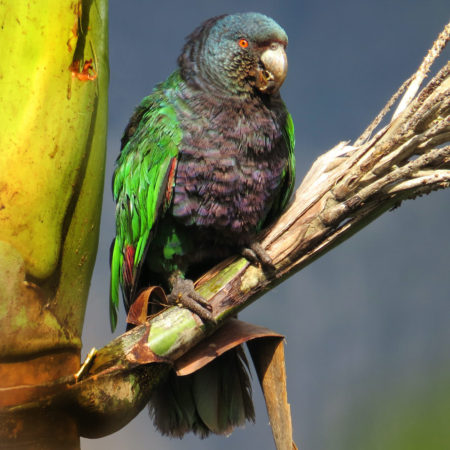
[168, 275, 214, 321]
[241, 242, 275, 270]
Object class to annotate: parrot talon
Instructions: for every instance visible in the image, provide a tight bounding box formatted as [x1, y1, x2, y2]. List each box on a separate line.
[168, 276, 214, 321]
[241, 242, 275, 270]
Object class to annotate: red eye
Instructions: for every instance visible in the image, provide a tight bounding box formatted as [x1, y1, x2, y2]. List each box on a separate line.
[238, 38, 249, 48]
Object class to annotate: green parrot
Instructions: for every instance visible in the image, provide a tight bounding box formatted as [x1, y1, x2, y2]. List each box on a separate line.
[110, 12, 295, 438]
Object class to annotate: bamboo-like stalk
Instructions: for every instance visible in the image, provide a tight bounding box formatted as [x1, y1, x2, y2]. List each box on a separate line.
[0, 0, 108, 446]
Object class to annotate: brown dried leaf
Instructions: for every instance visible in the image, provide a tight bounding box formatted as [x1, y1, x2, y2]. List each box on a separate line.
[248, 337, 297, 450]
[175, 319, 283, 376]
[126, 286, 167, 326]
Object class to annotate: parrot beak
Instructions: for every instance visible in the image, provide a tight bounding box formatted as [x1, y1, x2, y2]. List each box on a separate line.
[255, 44, 288, 94]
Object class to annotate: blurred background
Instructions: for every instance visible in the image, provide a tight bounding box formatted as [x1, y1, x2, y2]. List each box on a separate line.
[82, 1, 450, 449]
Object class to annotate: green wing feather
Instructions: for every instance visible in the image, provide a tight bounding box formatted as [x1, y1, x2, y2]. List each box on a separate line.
[110, 72, 183, 330]
[262, 109, 295, 230]
[279, 111, 296, 211]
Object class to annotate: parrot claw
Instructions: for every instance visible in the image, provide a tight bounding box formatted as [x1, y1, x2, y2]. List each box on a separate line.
[168, 275, 214, 322]
[241, 242, 275, 270]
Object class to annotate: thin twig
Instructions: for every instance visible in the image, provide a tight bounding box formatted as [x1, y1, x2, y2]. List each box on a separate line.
[393, 23, 450, 119]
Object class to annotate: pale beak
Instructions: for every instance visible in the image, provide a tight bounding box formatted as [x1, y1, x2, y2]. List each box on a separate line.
[256, 44, 288, 94]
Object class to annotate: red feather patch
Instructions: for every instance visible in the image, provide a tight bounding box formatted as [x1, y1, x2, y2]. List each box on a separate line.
[123, 245, 135, 286]
[164, 158, 177, 207]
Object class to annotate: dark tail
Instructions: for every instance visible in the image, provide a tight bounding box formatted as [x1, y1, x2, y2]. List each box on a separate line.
[148, 346, 255, 438]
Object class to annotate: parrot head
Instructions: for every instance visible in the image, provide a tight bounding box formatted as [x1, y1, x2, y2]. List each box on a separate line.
[178, 12, 288, 96]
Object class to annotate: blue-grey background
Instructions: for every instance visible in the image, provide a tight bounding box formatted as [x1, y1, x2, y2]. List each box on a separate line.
[82, 1, 450, 449]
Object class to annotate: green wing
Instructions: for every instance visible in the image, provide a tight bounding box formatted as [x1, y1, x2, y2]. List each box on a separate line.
[110, 72, 183, 330]
[263, 110, 295, 229]
[279, 111, 296, 211]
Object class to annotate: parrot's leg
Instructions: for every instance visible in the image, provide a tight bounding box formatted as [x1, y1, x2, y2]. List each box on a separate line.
[241, 242, 275, 270]
[167, 272, 214, 321]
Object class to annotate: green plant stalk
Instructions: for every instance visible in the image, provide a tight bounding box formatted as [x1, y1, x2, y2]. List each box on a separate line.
[0, 0, 108, 360]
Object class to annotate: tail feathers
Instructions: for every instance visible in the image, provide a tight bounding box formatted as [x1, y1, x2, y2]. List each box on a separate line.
[193, 347, 255, 435]
[149, 368, 207, 438]
[149, 347, 255, 438]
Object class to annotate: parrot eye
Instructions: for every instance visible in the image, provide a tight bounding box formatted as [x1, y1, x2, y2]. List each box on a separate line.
[238, 38, 249, 48]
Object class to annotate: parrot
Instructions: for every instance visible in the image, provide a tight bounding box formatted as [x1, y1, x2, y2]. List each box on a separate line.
[110, 12, 295, 438]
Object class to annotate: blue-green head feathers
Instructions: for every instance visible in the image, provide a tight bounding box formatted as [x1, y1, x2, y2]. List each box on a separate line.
[179, 13, 288, 96]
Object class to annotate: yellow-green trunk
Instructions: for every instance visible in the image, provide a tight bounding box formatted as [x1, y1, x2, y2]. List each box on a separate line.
[0, 0, 108, 367]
